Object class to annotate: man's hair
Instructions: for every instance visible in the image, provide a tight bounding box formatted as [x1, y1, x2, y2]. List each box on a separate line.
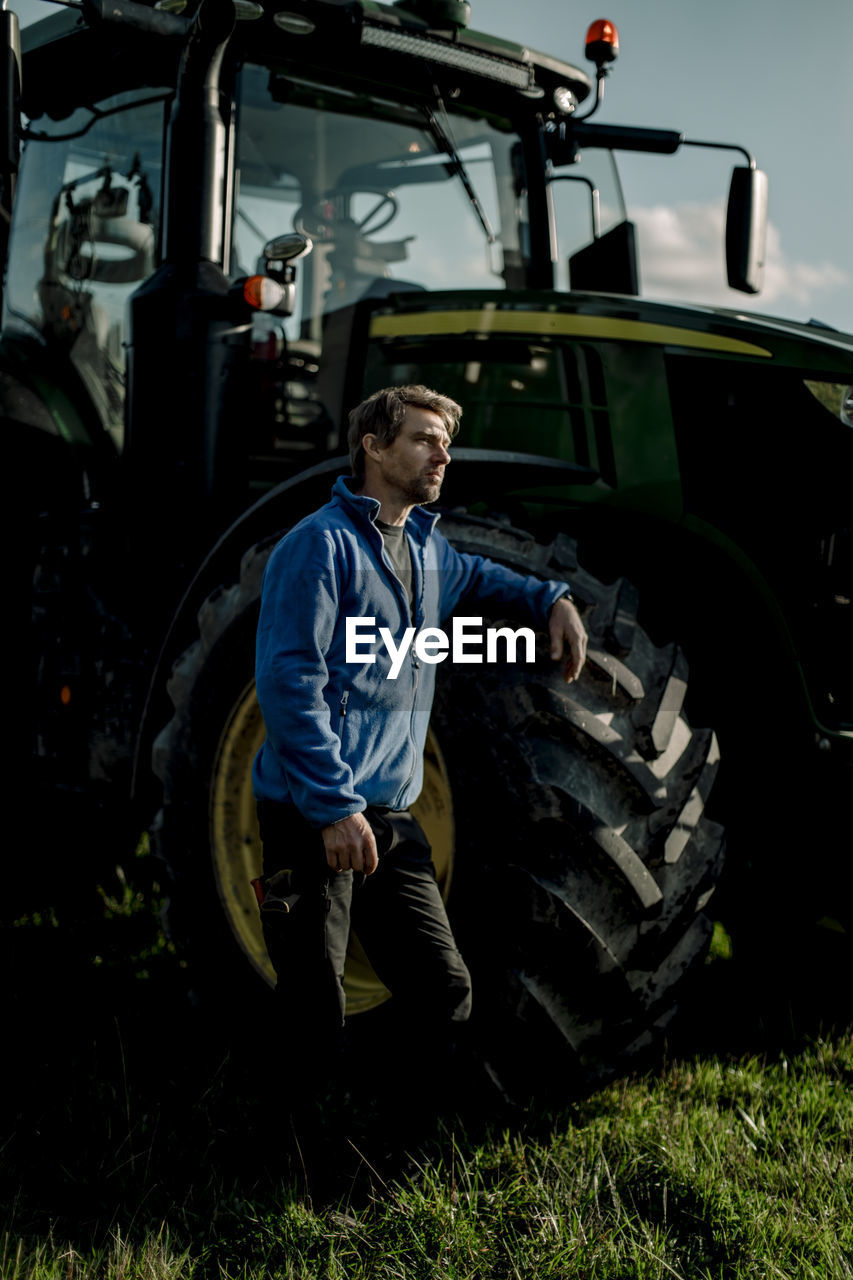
[347, 385, 462, 480]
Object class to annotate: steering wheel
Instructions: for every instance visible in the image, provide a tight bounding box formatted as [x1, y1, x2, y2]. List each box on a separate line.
[295, 190, 399, 239]
[354, 192, 399, 235]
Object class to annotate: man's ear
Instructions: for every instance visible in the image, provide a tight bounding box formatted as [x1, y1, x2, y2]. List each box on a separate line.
[362, 433, 384, 465]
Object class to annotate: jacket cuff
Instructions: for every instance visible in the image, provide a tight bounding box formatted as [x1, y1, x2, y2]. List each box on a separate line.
[540, 580, 573, 621]
[307, 801, 367, 830]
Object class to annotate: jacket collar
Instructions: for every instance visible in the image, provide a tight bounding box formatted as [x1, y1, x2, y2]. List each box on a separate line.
[331, 475, 441, 541]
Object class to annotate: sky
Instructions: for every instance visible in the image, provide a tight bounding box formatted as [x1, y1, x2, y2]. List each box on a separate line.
[480, 0, 853, 333]
[12, 0, 853, 334]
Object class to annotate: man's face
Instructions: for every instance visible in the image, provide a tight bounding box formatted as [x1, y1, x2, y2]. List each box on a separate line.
[367, 406, 452, 506]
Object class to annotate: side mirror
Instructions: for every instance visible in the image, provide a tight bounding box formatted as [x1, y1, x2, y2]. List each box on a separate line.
[0, 9, 21, 177]
[253, 232, 312, 315]
[263, 232, 313, 268]
[726, 167, 768, 295]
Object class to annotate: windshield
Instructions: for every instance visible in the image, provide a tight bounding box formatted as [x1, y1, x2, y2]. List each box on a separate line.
[3, 89, 166, 450]
[233, 64, 627, 473]
[235, 65, 524, 343]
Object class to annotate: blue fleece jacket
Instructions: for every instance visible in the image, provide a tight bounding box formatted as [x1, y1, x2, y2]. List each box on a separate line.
[252, 476, 570, 827]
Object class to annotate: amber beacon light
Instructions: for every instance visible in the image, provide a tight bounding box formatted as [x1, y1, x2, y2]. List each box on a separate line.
[585, 19, 619, 67]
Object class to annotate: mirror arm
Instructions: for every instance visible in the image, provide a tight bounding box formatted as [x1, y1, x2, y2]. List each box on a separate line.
[682, 138, 756, 169]
[571, 65, 608, 123]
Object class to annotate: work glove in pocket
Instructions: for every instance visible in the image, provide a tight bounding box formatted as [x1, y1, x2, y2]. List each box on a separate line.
[251, 867, 302, 919]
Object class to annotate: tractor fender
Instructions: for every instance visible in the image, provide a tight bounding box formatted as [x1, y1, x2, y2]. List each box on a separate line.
[559, 499, 809, 727]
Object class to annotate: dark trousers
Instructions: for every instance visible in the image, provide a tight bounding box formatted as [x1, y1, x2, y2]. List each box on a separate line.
[255, 799, 472, 1115]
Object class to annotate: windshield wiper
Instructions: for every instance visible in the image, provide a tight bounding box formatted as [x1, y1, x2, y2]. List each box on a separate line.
[421, 89, 497, 247]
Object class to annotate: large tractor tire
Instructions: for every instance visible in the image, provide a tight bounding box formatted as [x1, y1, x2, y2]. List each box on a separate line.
[151, 512, 723, 1087]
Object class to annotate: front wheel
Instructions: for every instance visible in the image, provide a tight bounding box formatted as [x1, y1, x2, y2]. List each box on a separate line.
[151, 513, 724, 1087]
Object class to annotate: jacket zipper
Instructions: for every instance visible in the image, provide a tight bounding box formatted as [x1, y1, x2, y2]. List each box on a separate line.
[374, 519, 427, 806]
[397, 538, 426, 804]
[339, 690, 349, 718]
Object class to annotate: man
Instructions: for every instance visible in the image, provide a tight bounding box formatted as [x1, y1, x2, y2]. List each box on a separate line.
[252, 384, 586, 1146]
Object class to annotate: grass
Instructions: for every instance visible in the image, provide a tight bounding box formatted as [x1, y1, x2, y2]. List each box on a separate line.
[2, 851, 852, 1280]
[4, 1038, 850, 1279]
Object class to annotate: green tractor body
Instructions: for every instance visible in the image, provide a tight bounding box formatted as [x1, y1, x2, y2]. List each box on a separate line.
[10, 0, 852, 1083]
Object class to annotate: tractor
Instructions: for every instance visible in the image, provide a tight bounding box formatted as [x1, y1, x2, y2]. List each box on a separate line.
[8, 0, 851, 1088]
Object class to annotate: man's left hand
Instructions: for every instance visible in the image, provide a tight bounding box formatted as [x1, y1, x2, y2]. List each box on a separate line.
[549, 596, 587, 683]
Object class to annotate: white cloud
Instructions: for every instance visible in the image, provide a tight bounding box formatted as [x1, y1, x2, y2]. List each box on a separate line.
[632, 202, 849, 319]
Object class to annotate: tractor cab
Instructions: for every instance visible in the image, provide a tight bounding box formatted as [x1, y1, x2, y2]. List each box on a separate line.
[4, 0, 762, 491]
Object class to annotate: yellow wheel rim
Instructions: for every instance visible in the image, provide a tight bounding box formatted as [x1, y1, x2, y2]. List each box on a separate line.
[209, 679, 455, 1014]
